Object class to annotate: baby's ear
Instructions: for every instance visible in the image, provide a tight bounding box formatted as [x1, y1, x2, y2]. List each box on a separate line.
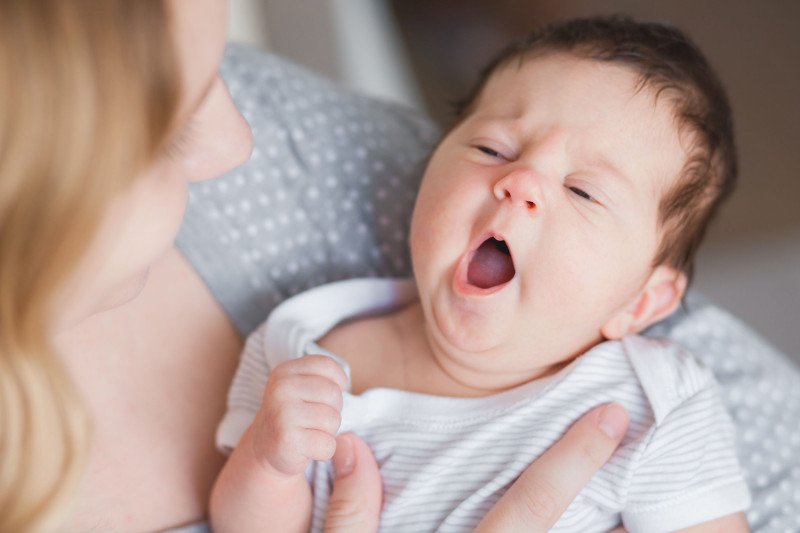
[601, 265, 687, 340]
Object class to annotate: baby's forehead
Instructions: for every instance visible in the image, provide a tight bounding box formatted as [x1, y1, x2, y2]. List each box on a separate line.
[479, 53, 650, 110]
[485, 55, 684, 134]
[467, 53, 690, 201]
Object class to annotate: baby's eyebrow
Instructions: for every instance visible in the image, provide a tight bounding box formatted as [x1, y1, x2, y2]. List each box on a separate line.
[584, 153, 635, 192]
[471, 114, 523, 135]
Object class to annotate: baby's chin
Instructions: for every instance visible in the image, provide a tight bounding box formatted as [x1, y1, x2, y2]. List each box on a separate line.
[431, 346, 564, 396]
[430, 312, 574, 380]
[430, 300, 501, 352]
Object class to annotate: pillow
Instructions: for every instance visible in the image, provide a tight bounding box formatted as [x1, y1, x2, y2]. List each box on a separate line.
[179, 44, 438, 335]
[648, 294, 800, 530]
[177, 44, 800, 531]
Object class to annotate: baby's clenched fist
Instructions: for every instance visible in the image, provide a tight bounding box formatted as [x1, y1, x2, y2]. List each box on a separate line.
[248, 355, 347, 478]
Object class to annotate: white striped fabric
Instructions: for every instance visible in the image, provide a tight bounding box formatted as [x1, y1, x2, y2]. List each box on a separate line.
[217, 278, 750, 532]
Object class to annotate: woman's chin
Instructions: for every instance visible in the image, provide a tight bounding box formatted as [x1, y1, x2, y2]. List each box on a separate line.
[55, 269, 152, 332]
[94, 269, 151, 315]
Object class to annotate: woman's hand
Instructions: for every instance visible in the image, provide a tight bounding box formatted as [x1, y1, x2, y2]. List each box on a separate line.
[324, 402, 629, 532]
[324, 433, 383, 533]
[475, 403, 629, 532]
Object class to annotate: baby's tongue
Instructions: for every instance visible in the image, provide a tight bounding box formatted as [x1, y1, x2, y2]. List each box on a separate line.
[467, 239, 515, 289]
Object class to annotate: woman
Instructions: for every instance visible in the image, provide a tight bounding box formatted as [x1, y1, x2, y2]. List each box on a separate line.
[0, 1, 627, 531]
[1, 0, 243, 529]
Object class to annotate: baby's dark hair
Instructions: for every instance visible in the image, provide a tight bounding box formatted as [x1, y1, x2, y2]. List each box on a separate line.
[455, 15, 737, 281]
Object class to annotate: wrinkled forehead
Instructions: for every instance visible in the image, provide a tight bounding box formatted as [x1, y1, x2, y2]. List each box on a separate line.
[471, 53, 690, 194]
[476, 51, 695, 149]
[476, 52, 647, 115]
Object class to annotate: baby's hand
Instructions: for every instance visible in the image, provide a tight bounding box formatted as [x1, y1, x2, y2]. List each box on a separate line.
[249, 355, 347, 478]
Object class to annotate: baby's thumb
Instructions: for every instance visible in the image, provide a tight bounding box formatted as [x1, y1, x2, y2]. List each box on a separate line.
[324, 433, 382, 533]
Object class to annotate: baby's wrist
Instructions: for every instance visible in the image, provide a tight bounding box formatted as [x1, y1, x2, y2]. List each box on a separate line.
[258, 458, 308, 487]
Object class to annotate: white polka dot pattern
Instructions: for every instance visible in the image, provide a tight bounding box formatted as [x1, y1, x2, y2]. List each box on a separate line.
[178, 45, 438, 334]
[648, 293, 800, 531]
[176, 45, 800, 531]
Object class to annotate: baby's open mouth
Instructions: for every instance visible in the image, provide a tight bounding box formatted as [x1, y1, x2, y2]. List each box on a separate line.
[467, 237, 516, 289]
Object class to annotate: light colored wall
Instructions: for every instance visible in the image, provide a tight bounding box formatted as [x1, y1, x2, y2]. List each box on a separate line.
[228, 0, 422, 109]
[228, 0, 270, 50]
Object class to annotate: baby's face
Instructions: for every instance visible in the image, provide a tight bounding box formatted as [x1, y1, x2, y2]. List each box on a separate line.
[409, 53, 687, 390]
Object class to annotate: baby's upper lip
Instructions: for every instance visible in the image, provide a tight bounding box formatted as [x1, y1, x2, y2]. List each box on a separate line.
[471, 226, 514, 258]
[480, 206, 525, 253]
[467, 228, 516, 268]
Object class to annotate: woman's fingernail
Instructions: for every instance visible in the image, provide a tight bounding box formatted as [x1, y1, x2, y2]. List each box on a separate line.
[598, 403, 629, 439]
[333, 434, 355, 479]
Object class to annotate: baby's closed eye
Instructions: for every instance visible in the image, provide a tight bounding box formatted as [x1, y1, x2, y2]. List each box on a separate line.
[477, 145, 502, 158]
[568, 186, 595, 202]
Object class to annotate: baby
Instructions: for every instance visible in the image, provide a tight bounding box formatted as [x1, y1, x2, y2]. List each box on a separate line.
[212, 16, 750, 532]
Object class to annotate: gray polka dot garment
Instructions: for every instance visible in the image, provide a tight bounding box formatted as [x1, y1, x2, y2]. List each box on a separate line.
[176, 45, 800, 532]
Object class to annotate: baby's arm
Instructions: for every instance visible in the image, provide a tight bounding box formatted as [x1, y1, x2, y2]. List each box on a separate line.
[619, 339, 751, 531]
[210, 355, 347, 533]
[674, 511, 749, 532]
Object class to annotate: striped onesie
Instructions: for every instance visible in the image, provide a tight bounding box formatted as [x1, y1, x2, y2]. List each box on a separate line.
[217, 278, 750, 532]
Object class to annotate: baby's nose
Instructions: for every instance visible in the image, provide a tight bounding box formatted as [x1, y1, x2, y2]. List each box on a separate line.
[492, 169, 541, 210]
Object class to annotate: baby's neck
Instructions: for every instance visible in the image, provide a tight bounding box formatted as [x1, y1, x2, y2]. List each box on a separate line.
[319, 301, 567, 397]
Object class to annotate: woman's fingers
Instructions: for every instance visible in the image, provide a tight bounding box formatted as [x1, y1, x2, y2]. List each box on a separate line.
[321, 404, 628, 533]
[475, 403, 630, 533]
[324, 433, 382, 533]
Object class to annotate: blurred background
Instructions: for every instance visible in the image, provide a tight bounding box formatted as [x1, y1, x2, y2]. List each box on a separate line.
[228, 0, 800, 360]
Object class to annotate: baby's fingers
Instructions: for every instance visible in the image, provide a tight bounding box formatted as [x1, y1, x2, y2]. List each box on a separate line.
[262, 427, 337, 475]
[255, 402, 340, 474]
[270, 373, 344, 411]
[300, 428, 338, 462]
[284, 355, 348, 390]
[294, 402, 342, 436]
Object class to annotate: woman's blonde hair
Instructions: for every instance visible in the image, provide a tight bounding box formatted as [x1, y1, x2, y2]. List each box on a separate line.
[0, 1, 180, 530]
